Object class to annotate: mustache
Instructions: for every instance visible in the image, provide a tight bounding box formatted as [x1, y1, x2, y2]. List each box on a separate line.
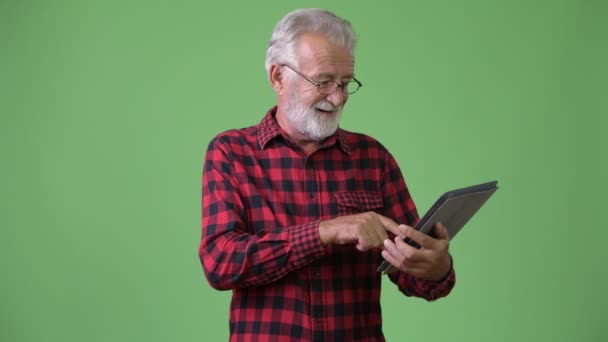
[315, 101, 340, 112]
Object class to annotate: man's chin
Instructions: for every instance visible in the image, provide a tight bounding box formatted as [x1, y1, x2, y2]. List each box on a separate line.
[285, 106, 341, 141]
[301, 125, 339, 142]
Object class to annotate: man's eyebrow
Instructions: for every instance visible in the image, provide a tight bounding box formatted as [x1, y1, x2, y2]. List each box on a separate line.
[314, 72, 355, 80]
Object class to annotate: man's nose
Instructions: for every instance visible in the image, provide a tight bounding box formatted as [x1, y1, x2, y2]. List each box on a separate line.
[326, 89, 346, 107]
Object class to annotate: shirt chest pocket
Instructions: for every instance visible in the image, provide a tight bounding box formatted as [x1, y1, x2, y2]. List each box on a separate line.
[334, 191, 384, 216]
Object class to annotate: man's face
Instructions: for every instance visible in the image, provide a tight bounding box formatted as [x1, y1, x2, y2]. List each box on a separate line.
[279, 32, 355, 142]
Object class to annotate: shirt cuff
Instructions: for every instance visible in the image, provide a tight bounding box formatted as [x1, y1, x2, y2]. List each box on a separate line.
[418, 255, 456, 297]
[288, 220, 326, 269]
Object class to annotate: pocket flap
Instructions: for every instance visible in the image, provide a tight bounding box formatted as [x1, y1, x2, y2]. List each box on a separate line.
[335, 191, 384, 210]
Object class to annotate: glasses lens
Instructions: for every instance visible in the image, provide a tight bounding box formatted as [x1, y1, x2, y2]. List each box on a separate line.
[317, 81, 361, 95]
[343, 81, 360, 94]
[318, 82, 337, 95]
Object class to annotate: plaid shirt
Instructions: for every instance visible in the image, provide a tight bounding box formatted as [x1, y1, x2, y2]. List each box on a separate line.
[200, 107, 455, 341]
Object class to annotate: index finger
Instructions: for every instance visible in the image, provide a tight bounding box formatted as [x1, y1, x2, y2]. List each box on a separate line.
[375, 213, 406, 238]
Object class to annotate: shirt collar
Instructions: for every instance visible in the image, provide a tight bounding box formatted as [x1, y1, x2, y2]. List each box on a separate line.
[257, 106, 351, 155]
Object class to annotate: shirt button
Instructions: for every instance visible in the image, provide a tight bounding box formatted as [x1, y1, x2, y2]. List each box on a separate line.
[309, 193, 315, 199]
[314, 271, 320, 277]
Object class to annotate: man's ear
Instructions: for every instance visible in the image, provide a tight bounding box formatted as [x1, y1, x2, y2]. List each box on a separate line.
[269, 64, 285, 94]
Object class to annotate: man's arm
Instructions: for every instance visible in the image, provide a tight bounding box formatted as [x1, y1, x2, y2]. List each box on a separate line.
[199, 137, 325, 290]
[381, 152, 456, 301]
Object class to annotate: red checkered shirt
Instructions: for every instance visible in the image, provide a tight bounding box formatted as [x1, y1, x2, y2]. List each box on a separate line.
[200, 107, 455, 341]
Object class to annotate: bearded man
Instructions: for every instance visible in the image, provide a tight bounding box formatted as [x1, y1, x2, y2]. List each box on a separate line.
[199, 8, 456, 342]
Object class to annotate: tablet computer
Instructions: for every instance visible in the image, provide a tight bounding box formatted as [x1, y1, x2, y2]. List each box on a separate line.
[377, 180, 499, 274]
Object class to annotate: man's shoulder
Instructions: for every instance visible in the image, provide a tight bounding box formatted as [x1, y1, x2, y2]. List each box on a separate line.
[207, 107, 278, 150]
[207, 123, 259, 148]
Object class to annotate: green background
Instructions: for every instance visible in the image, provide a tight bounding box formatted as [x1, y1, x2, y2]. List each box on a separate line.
[2, 0, 606, 341]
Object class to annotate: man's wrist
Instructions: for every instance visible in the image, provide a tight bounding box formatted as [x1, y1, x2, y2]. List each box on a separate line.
[431, 254, 453, 282]
[318, 220, 334, 246]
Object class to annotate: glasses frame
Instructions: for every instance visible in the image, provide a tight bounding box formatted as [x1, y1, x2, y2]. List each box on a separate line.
[281, 64, 362, 95]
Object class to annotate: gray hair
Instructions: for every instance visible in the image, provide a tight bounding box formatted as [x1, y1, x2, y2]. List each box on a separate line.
[264, 8, 357, 78]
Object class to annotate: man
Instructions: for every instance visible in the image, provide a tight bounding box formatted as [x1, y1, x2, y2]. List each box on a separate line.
[200, 8, 455, 341]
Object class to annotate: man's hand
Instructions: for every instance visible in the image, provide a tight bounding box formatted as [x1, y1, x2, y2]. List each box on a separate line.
[319, 212, 406, 251]
[381, 222, 452, 281]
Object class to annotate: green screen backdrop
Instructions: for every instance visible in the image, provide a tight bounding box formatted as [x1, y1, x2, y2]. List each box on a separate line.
[2, 0, 606, 341]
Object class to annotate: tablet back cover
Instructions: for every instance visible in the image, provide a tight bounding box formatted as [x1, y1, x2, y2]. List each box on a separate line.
[377, 181, 498, 274]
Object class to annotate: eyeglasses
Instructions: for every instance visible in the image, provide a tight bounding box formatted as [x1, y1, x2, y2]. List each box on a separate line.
[282, 64, 362, 95]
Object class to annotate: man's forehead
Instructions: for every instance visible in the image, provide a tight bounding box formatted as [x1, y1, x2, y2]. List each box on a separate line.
[308, 57, 355, 78]
[296, 33, 355, 77]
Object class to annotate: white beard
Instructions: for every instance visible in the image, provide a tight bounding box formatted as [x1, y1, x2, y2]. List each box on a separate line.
[283, 87, 342, 142]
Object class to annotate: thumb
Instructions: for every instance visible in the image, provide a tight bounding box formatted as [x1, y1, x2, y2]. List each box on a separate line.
[433, 222, 450, 240]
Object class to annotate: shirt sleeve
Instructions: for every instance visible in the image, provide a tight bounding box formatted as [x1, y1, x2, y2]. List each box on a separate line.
[381, 151, 456, 301]
[199, 136, 326, 291]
